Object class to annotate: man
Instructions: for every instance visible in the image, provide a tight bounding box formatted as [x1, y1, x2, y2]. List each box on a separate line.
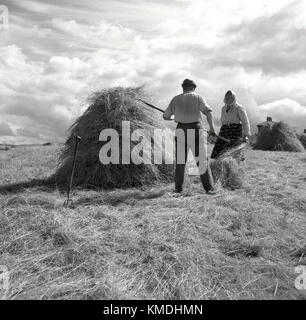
[163, 79, 217, 194]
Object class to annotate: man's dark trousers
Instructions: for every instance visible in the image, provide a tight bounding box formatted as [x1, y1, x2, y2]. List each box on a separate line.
[175, 122, 214, 192]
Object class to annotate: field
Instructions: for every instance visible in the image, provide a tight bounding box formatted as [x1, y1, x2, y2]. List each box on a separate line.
[0, 145, 305, 300]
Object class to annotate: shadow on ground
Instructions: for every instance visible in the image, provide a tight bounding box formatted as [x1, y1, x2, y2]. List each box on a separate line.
[0, 177, 56, 194]
[0, 176, 168, 209]
[73, 188, 167, 207]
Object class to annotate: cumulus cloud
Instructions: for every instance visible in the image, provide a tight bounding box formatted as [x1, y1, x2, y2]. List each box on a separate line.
[254, 99, 306, 130]
[222, 3, 306, 75]
[1, 0, 306, 144]
[16, 126, 41, 138]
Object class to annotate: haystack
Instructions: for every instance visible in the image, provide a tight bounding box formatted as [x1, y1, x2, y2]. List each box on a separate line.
[55, 87, 173, 189]
[254, 121, 304, 152]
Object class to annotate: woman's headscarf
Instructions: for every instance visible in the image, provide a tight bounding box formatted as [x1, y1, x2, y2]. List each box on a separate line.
[224, 90, 237, 109]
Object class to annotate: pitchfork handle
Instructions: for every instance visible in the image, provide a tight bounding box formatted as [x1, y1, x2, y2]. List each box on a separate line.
[137, 98, 231, 143]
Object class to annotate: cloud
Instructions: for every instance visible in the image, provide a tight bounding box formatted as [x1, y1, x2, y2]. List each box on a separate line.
[221, 3, 306, 74]
[1, 0, 306, 145]
[254, 99, 306, 130]
[0, 122, 14, 136]
[16, 126, 41, 138]
[0, 45, 75, 142]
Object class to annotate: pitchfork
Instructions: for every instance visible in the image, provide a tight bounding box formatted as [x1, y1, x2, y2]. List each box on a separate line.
[136, 98, 231, 143]
[64, 135, 82, 207]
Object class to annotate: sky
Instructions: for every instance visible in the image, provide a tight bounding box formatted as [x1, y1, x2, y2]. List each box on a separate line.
[1, 0, 306, 144]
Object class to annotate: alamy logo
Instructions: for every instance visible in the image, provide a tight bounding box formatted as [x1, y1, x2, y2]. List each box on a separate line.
[0, 265, 10, 299]
[294, 265, 306, 290]
[0, 5, 9, 30]
[98, 121, 208, 175]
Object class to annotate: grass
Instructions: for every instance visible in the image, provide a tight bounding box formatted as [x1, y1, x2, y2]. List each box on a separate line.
[0, 145, 305, 300]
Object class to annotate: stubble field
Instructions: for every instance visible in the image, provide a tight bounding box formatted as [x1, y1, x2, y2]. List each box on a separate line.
[0, 145, 305, 299]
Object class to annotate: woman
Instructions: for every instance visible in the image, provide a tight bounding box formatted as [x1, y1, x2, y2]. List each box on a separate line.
[211, 90, 251, 159]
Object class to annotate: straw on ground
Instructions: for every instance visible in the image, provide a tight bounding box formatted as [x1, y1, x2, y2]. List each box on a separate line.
[0, 145, 305, 300]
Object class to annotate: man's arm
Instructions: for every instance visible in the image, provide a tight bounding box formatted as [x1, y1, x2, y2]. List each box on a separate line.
[163, 97, 175, 120]
[205, 111, 216, 135]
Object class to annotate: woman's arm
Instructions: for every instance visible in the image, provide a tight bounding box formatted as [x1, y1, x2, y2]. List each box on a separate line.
[237, 105, 251, 137]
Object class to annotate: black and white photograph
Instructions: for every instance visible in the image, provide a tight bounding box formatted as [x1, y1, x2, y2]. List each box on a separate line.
[0, 0, 305, 312]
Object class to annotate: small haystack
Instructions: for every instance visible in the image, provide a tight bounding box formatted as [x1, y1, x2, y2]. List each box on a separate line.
[55, 87, 173, 189]
[254, 121, 304, 152]
[210, 143, 246, 190]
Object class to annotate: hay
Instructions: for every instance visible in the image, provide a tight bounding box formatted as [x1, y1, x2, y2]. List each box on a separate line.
[254, 121, 304, 152]
[211, 157, 245, 190]
[55, 87, 173, 189]
[210, 142, 247, 190]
